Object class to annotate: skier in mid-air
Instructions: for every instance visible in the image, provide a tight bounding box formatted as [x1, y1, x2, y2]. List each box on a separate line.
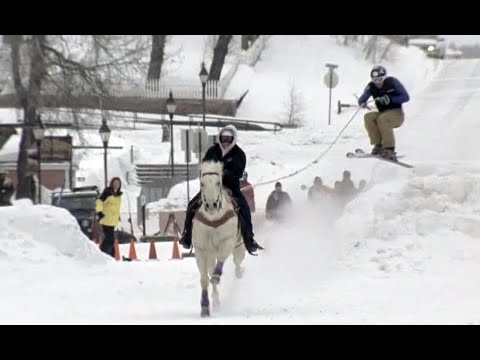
[357, 65, 410, 161]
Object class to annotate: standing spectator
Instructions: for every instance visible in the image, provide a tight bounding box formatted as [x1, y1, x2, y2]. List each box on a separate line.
[357, 179, 367, 193]
[340, 170, 355, 196]
[96, 177, 123, 258]
[307, 176, 332, 202]
[240, 171, 255, 213]
[266, 182, 292, 221]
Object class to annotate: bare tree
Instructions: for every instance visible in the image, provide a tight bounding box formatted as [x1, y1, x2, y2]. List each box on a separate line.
[246, 35, 271, 67]
[0, 44, 10, 93]
[202, 35, 218, 61]
[336, 35, 396, 63]
[380, 41, 393, 61]
[364, 36, 396, 62]
[8, 35, 152, 201]
[208, 35, 233, 81]
[280, 82, 305, 127]
[147, 35, 167, 80]
[11, 35, 48, 200]
[241, 35, 260, 50]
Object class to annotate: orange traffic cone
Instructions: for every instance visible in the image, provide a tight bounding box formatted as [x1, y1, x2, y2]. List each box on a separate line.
[128, 239, 138, 260]
[114, 239, 121, 261]
[171, 237, 182, 260]
[148, 239, 158, 260]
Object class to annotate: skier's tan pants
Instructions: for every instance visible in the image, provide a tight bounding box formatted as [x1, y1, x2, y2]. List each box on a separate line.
[364, 109, 404, 148]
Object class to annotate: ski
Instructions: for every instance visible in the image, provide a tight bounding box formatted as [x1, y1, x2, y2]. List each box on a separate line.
[346, 148, 413, 168]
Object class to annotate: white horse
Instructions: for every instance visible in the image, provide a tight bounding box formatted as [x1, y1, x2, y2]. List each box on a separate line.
[192, 161, 246, 318]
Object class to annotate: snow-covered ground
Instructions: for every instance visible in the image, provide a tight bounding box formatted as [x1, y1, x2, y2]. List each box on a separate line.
[1, 35, 480, 324]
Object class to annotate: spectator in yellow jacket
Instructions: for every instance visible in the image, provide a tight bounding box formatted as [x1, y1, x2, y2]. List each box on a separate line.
[96, 177, 122, 258]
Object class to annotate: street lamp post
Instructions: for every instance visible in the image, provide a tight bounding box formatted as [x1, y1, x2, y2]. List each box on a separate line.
[99, 118, 111, 188]
[32, 119, 45, 204]
[199, 62, 209, 131]
[166, 91, 177, 176]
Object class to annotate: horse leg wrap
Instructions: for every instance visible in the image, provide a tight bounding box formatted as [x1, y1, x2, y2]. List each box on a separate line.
[214, 261, 224, 276]
[201, 289, 209, 307]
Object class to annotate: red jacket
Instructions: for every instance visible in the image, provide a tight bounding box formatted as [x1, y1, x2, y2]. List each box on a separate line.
[240, 179, 255, 213]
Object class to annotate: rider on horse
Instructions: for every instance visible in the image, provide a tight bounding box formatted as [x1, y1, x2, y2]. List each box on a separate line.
[179, 125, 263, 255]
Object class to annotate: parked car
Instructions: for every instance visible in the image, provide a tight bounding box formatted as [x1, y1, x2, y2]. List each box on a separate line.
[52, 186, 99, 239]
[408, 36, 447, 59]
[51, 186, 136, 244]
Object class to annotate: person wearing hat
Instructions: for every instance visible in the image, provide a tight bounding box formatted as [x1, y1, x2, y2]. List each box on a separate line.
[357, 65, 410, 161]
[340, 170, 355, 197]
[179, 125, 263, 255]
[265, 182, 292, 221]
[307, 176, 332, 202]
[357, 179, 367, 193]
[240, 171, 255, 213]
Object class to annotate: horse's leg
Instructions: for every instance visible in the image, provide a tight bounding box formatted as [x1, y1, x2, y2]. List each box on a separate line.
[203, 253, 220, 308]
[211, 234, 236, 285]
[195, 250, 210, 317]
[233, 240, 246, 279]
[212, 283, 220, 308]
[210, 260, 224, 285]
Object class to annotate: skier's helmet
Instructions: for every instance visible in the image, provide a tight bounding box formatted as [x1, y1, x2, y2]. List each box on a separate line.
[370, 65, 387, 79]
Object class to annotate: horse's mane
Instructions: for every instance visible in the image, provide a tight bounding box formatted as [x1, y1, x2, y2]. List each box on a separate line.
[201, 161, 223, 178]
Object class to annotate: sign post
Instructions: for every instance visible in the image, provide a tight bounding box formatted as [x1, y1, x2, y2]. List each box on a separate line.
[324, 63, 339, 126]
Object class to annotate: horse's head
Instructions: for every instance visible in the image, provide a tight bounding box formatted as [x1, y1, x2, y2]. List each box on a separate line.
[200, 161, 224, 213]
